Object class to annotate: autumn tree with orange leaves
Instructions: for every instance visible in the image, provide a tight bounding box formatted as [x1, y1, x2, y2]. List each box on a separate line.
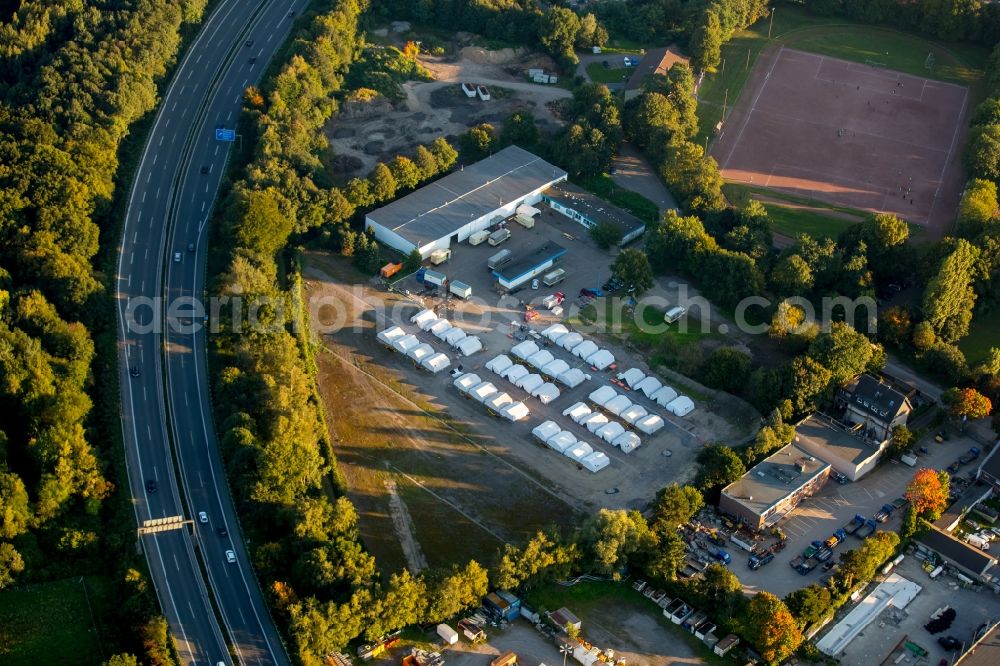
[744, 591, 803, 665]
[943, 387, 994, 420]
[906, 468, 950, 519]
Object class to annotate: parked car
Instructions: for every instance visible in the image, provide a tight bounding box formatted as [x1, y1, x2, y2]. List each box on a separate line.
[531, 278, 539, 290]
[831, 471, 848, 484]
[579, 287, 605, 298]
[938, 636, 961, 651]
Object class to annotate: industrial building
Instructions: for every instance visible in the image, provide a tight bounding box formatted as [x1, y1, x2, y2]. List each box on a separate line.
[719, 442, 831, 530]
[815, 574, 922, 658]
[793, 413, 885, 482]
[364, 146, 567, 258]
[493, 241, 567, 290]
[542, 182, 647, 246]
[916, 525, 998, 583]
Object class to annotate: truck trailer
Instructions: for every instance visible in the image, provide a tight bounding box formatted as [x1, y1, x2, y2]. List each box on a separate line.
[449, 280, 472, 299]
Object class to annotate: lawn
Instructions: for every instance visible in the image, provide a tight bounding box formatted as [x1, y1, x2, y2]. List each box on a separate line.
[696, 5, 987, 147]
[571, 300, 714, 349]
[959, 309, 1000, 366]
[585, 61, 632, 84]
[575, 173, 660, 223]
[723, 183, 863, 240]
[0, 577, 107, 665]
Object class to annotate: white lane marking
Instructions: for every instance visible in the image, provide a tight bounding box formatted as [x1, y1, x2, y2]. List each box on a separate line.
[179, 85, 186, 95]
[130, 252, 134, 265]
[201, 202, 206, 212]
[226, 111, 232, 121]
[195, 54, 202, 64]
[152, 154, 158, 165]
[184, 392, 189, 406]
[159, 136, 164, 146]
[242, 78, 248, 88]
[175, 554, 181, 571]
[145, 248, 149, 260]
[140, 280, 145, 292]
[267, 32, 273, 42]
[143, 385, 147, 402]
[127, 274, 132, 287]
[147, 425, 152, 440]
[198, 472, 204, 487]
[156, 187, 161, 199]
[146, 171, 151, 183]
[214, 145, 220, 156]
[165, 118, 170, 128]
[142, 192, 146, 203]
[133, 232, 138, 243]
[205, 183, 210, 193]
[238, 607, 246, 623]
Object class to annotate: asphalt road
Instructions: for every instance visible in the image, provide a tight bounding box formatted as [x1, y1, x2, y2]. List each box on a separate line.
[116, 1, 308, 663]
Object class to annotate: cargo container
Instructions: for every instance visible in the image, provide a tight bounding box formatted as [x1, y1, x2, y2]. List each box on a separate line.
[542, 268, 566, 286]
[469, 230, 490, 245]
[449, 280, 472, 299]
[488, 228, 510, 246]
[421, 269, 447, 287]
[380, 262, 403, 278]
[437, 624, 458, 645]
[430, 249, 451, 265]
[515, 213, 535, 228]
[461, 82, 477, 98]
[487, 249, 512, 271]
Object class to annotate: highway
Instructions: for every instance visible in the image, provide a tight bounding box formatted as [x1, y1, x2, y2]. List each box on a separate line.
[116, 1, 308, 663]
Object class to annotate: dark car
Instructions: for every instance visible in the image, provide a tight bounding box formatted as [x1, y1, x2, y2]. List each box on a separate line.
[938, 636, 961, 651]
[216, 526, 228, 538]
[130, 364, 140, 377]
[200, 165, 209, 174]
[187, 242, 195, 252]
[244, 38, 254, 47]
[146, 479, 157, 494]
[831, 471, 848, 484]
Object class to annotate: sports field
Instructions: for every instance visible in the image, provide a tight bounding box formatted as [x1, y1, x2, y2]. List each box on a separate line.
[712, 47, 971, 234]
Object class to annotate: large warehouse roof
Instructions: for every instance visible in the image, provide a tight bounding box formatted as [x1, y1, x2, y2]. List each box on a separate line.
[366, 146, 567, 248]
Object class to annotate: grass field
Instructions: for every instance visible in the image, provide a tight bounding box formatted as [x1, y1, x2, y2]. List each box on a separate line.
[576, 173, 660, 224]
[0, 577, 107, 665]
[585, 62, 631, 84]
[959, 309, 1000, 365]
[696, 5, 987, 147]
[723, 183, 864, 239]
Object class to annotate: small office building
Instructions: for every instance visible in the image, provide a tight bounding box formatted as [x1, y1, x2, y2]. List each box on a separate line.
[493, 241, 567, 291]
[542, 183, 647, 246]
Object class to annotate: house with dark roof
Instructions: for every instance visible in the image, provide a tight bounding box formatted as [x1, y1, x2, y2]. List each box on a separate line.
[976, 446, 1000, 491]
[623, 46, 689, 101]
[836, 374, 913, 443]
[916, 525, 997, 581]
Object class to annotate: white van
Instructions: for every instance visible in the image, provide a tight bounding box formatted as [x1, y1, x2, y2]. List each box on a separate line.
[664, 306, 687, 323]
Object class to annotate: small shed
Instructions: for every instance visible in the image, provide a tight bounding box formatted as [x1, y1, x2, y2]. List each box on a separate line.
[588, 349, 615, 370]
[652, 385, 679, 407]
[597, 422, 626, 444]
[562, 401, 592, 422]
[505, 364, 529, 383]
[584, 413, 610, 433]
[604, 395, 633, 416]
[486, 354, 513, 375]
[457, 336, 483, 356]
[532, 420, 561, 443]
[635, 414, 665, 434]
[421, 353, 451, 374]
[453, 373, 481, 392]
[527, 349, 555, 370]
[517, 373, 544, 394]
[547, 431, 577, 453]
[621, 404, 649, 424]
[565, 442, 594, 462]
[582, 451, 610, 473]
[511, 340, 540, 360]
[429, 319, 453, 339]
[572, 340, 599, 360]
[714, 635, 740, 657]
[550, 607, 582, 631]
[437, 624, 458, 645]
[541, 359, 570, 378]
[532, 382, 561, 404]
[469, 382, 499, 403]
[491, 652, 517, 666]
[613, 431, 642, 454]
[410, 308, 437, 328]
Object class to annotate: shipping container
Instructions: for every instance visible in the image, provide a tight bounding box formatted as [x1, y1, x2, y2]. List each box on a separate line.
[515, 213, 535, 228]
[422, 269, 447, 286]
[430, 249, 451, 265]
[487, 249, 512, 270]
[469, 230, 490, 245]
[436, 624, 458, 645]
[449, 280, 472, 299]
[488, 228, 510, 246]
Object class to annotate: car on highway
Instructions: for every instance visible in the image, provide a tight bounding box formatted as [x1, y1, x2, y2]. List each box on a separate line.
[200, 165, 209, 174]
[187, 243, 195, 252]
[130, 365, 140, 377]
[225, 550, 237, 564]
[216, 526, 228, 538]
[244, 38, 253, 47]
[198, 511, 208, 523]
[173, 252, 181, 263]
[146, 479, 157, 494]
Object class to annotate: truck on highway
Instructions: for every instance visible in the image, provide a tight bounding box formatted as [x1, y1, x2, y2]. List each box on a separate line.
[875, 503, 895, 523]
[855, 519, 877, 539]
[843, 514, 866, 535]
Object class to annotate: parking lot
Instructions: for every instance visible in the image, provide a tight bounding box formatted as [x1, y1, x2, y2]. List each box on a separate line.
[832, 554, 998, 666]
[735, 429, 985, 598]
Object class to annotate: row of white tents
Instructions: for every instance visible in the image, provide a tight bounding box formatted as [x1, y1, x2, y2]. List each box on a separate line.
[532, 421, 611, 473]
[563, 401, 644, 453]
[484, 354, 561, 404]
[452, 373, 530, 421]
[587, 385, 668, 437]
[376, 325, 452, 373]
[615, 368, 695, 417]
[409, 309, 483, 357]
[488, 350, 586, 392]
[536, 324, 615, 371]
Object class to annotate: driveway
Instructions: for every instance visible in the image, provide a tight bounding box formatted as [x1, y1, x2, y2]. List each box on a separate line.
[612, 142, 680, 213]
[575, 52, 640, 82]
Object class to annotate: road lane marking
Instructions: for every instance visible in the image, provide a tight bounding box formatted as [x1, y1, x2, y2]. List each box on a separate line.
[133, 232, 138, 243]
[152, 154, 158, 165]
[226, 111, 232, 121]
[159, 136, 164, 146]
[180, 85, 186, 95]
[146, 171, 151, 183]
[127, 274, 131, 287]
[201, 202, 206, 212]
[205, 183, 209, 193]
[142, 192, 146, 203]
[238, 608, 245, 623]
[130, 252, 134, 265]
[175, 554, 181, 571]
[156, 187, 161, 199]
[147, 424, 151, 439]
[214, 145, 220, 156]
[143, 385, 147, 402]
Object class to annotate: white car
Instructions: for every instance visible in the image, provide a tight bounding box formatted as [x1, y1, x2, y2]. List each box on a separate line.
[173, 252, 182, 263]
[225, 550, 236, 564]
[198, 511, 208, 523]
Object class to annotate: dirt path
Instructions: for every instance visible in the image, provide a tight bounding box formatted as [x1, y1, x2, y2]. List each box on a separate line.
[385, 478, 428, 572]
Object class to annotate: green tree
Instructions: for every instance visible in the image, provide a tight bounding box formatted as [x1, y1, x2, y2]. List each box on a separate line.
[650, 484, 704, 532]
[695, 445, 746, 490]
[922, 239, 980, 341]
[413, 145, 439, 179]
[785, 584, 832, 628]
[369, 162, 398, 203]
[610, 248, 654, 294]
[912, 320, 936, 352]
[0, 471, 32, 539]
[744, 591, 803, 665]
[808, 322, 881, 384]
[958, 178, 998, 236]
[922, 342, 970, 383]
[838, 532, 900, 588]
[104, 655, 140, 666]
[788, 355, 833, 415]
[538, 6, 582, 68]
[697, 563, 743, 615]
[580, 509, 657, 578]
[426, 560, 489, 621]
[460, 123, 497, 160]
[366, 569, 427, 639]
[499, 111, 540, 149]
[403, 248, 423, 274]
[493, 530, 579, 591]
[388, 155, 422, 191]
[942, 387, 993, 419]
[965, 124, 1000, 181]
[645, 531, 687, 581]
[0, 542, 24, 589]
[690, 9, 723, 72]
[591, 221, 624, 249]
[699, 347, 752, 394]
[430, 137, 458, 172]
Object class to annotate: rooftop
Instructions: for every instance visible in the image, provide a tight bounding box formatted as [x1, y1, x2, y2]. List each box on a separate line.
[494, 241, 567, 283]
[366, 145, 567, 248]
[816, 574, 922, 657]
[544, 182, 646, 235]
[624, 46, 690, 91]
[842, 374, 911, 423]
[957, 621, 1000, 665]
[795, 413, 882, 466]
[722, 443, 831, 517]
[918, 525, 997, 577]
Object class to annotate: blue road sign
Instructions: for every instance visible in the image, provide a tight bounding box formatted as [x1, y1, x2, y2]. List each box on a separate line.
[215, 128, 236, 142]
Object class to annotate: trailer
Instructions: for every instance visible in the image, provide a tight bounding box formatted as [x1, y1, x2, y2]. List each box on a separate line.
[422, 269, 447, 287]
[437, 624, 459, 645]
[469, 230, 490, 245]
[729, 534, 755, 553]
[855, 519, 877, 539]
[843, 514, 865, 535]
[380, 262, 403, 278]
[449, 280, 472, 299]
[824, 529, 848, 549]
[430, 249, 451, 265]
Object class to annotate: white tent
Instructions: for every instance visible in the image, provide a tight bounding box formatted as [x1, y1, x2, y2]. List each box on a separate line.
[667, 395, 695, 417]
[517, 374, 544, 394]
[484, 392, 514, 413]
[527, 349, 555, 369]
[558, 368, 587, 388]
[542, 323, 568, 341]
[562, 401, 591, 422]
[581, 451, 610, 473]
[588, 349, 615, 370]
[486, 354, 513, 375]
[565, 442, 594, 462]
[377, 326, 406, 346]
[516, 203, 541, 218]
[621, 404, 649, 425]
[501, 401, 530, 421]
[559, 332, 584, 351]
[469, 382, 498, 403]
[619, 368, 645, 389]
[444, 327, 468, 346]
[505, 364, 529, 383]
[410, 308, 437, 329]
[589, 385, 617, 406]
[532, 420, 561, 443]
[573, 340, 599, 360]
[407, 343, 434, 363]
[652, 385, 679, 407]
[635, 376, 663, 398]
[421, 353, 451, 374]
[541, 359, 570, 378]
[604, 395, 632, 416]
[613, 431, 642, 454]
[430, 319, 453, 339]
[635, 414, 665, 435]
[531, 382, 560, 405]
[597, 422, 626, 444]
[456, 336, 483, 356]
[453, 373, 481, 392]
[392, 334, 420, 354]
[584, 413, 610, 433]
[511, 340, 540, 360]
[547, 431, 577, 453]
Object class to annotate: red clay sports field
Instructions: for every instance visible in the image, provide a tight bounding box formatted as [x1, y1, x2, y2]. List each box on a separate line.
[711, 46, 971, 234]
